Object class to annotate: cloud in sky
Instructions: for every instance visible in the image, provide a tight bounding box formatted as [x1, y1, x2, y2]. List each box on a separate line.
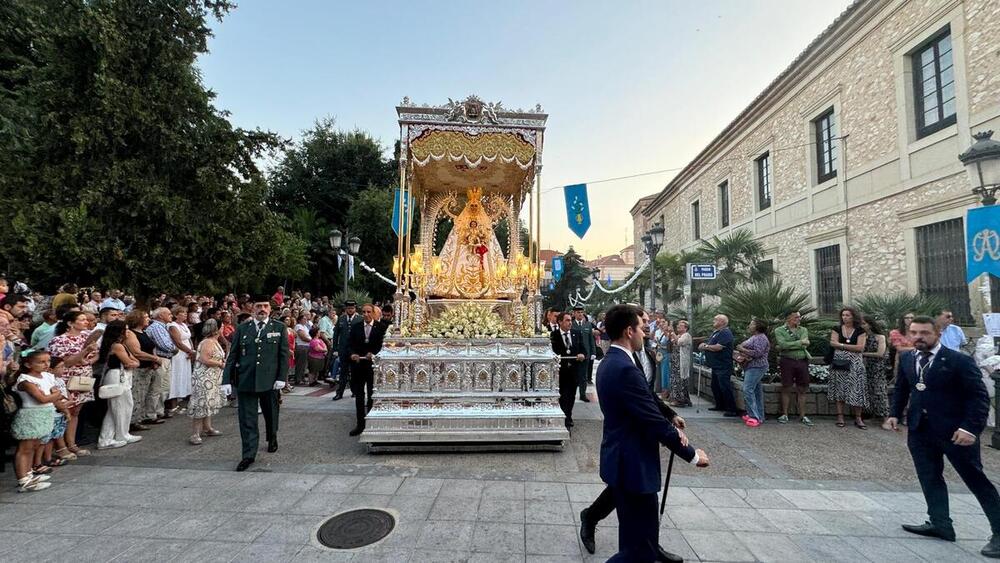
[199, 0, 853, 260]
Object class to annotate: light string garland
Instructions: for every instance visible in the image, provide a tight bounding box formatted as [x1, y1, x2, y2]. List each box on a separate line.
[567, 256, 651, 307]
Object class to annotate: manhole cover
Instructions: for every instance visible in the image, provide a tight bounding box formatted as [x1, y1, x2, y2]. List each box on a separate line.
[317, 508, 395, 549]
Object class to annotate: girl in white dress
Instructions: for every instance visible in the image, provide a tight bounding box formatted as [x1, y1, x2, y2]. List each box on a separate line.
[168, 306, 194, 403]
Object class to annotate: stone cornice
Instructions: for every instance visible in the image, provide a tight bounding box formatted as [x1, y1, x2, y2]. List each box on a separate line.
[896, 193, 980, 222]
[804, 226, 849, 245]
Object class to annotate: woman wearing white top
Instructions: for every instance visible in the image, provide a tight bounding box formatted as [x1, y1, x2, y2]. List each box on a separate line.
[293, 312, 311, 386]
[669, 320, 693, 407]
[168, 306, 195, 406]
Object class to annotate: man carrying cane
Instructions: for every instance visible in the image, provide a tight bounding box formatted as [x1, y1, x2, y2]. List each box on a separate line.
[596, 304, 709, 562]
[581, 308, 691, 561]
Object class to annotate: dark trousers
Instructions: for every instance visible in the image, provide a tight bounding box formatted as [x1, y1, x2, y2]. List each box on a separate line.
[909, 424, 1000, 533]
[578, 359, 592, 399]
[337, 351, 351, 391]
[608, 486, 659, 562]
[588, 485, 616, 521]
[711, 367, 737, 412]
[293, 346, 309, 384]
[351, 362, 375, 427]
[236, 390, 279, 460]
[558, 366, 578, 420]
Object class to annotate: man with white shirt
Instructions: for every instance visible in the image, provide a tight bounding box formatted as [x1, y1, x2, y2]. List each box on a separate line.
[347, 304, 384, 437]
[99, 289, 126, 311]
[595, 304, 709, 562]
[937, 309, 967, 351]
[82, 291, 102, 314]
[551, 312, 585, 428]
[887, 316, 1000, 558]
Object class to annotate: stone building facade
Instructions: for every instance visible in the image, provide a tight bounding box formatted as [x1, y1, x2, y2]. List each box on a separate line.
[631, 0, 1000, 327]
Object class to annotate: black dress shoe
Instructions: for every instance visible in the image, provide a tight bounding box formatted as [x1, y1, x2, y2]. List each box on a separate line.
[657, 545, 683, 562]
[580, 396, 591, 402]
[708, 407, 723, 411]
[267, 440, 278, 453]
[983, 535, 1000, 558]
[901, 521, 956, 541]
[579, 508, 596, 554]
[332, 392, 343, 401]
[349, 425, 365, 436]
[565, 417, 574, 428]
[235, 458, 255, 472]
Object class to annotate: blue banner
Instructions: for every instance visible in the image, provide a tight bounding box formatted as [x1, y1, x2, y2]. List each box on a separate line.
[391, 188, 414, 238]
[564, 184, 591, 239]
[551, 255, 564, 282]
[967, 205, 1000, 282]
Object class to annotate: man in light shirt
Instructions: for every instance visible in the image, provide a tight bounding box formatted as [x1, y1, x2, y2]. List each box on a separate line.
[937, 309, 966, 351]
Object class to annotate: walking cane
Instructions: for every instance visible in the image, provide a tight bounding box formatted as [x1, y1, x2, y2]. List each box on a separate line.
[659, 451, 675, 522]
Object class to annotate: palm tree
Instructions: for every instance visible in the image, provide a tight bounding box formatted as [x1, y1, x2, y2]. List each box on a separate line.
[694, 229, 766, 295]
[853, 291, 947, 332]
[653, 250, 697, 305]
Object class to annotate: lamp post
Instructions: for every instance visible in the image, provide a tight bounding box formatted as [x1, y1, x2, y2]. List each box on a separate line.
[958, 131, 1000, 448]
[329, 228, 362, 298]
[643, 222, 665, 313]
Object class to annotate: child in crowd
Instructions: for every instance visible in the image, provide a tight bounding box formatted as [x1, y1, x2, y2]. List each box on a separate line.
[307, 327, 327, 386]
[12, 350, 63, 492]
[39, 356, 74, 467]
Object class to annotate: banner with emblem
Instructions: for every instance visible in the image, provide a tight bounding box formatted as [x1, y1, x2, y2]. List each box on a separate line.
[966, 205, 1000, 282]
[564, 184, 591, 239]
[391, 188, 415, 238]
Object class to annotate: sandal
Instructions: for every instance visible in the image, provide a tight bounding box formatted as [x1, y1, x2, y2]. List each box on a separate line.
[17, 476, 51, 493]
[67, 446, 91, 457]
[44, 458, 67, 467]
[855, 419, 867, 430]
[32, 465, 52, 475]
[189, 434, 203, 445]
[54, 448, 77, 461]
[203, 429, 222, 437]
[835, 418, 846, 428]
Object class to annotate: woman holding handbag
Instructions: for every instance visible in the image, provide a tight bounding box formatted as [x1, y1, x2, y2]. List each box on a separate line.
[828, 307, 868, 429]
[48, 311, 99, 456]
[95, 321, 141, 449]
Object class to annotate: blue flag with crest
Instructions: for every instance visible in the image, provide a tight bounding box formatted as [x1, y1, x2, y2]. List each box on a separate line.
[392, 188, 414, 238]
[564, 184, 591, 239]
[967, 205, 1000, 282]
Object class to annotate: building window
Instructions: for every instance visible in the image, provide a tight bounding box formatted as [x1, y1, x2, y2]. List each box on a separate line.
[913, 30, 956, 138]
[916, 218, 971, 324]
[815, 244, 842, 315]
[691, 200, 701, 240]
[756, 152, 771, 211]
[814, 108, 837, 184]
[718, 181, 730, 228]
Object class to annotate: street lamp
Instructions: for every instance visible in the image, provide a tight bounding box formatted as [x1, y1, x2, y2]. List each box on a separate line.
[959, 132, 1000, 448]
[329, 228, 362, 297]
[959, 130, 1000, 206]
[643, 222, 665, 314]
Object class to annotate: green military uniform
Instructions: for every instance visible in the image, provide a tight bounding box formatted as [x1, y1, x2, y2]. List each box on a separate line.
[572, 315, 597, 399]
[223, 317, 289, 461]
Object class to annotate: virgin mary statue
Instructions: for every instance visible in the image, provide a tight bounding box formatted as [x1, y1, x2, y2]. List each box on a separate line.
[432, 187, 506, 299]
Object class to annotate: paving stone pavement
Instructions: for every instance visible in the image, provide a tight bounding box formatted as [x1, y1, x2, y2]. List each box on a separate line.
[1, 388, 998, 561]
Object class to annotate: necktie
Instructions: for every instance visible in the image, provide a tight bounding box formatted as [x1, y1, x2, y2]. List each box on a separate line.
[632, 352, 642, 368]
[563, 332, 571, 350]
[918, 351, 931, 372]
[365, 324, 371, 339]
[256, 321, 264, 334]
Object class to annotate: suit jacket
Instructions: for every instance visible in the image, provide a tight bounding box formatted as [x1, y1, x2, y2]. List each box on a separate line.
[335, 313, 362, 354]
[628, 348, 678, 422]
[349, 322, 385, 374]
[222, 318, 289, 393]
[597, 346, 695, 494]
[892, 345, 989, 437]
[551, 329, 585, 378]
[572, 319, 596, 355]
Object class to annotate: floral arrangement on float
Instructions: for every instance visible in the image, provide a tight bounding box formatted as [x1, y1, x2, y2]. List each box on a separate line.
[420, 302, 512, 339]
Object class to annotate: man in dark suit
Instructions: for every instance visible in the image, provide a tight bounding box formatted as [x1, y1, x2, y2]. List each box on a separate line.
[332, 300, 362, 400]
[573, 305, 597, 399]
[580, 307, 690, 562]
[597, 304, 709, 562]
[551, 311, 585, 428]
[888, 315, 1000, 558]
[545, 308, 560, 333]
[347, 303, 384, 437]
[221, 299, 289, 472]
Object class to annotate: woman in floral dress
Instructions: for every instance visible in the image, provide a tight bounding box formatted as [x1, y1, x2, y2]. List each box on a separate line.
[188, 319, 225, 445]
[48, 311, 98, 456]
[860, 314, 890, 428]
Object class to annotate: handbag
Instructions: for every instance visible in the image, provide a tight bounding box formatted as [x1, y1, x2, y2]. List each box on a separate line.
[97, 363, 126, 399]
[67, 375, 96, 393]
[831, 354, 851, 370]
[1, 383, 18, 415]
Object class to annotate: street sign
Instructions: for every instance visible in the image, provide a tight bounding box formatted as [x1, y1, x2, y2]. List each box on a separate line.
[689, 264, 717, 280]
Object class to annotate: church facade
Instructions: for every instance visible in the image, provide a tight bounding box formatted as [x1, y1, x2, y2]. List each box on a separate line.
[631, 0, 1000, 327]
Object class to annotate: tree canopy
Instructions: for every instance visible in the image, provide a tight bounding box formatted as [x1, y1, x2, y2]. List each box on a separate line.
[0, 0, 307, 298]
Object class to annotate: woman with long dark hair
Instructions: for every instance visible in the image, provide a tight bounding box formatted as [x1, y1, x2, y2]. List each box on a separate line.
[48, 311, 98, 456]
[828, 307, 868, 429]
[96, 320, 141, 449]
[860, 314, 890, 428]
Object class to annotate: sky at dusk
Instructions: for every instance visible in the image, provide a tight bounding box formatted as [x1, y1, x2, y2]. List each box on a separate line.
[198, 0, 854, 261]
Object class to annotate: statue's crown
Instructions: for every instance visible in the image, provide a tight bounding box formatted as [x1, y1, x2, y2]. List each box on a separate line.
[466, 186, 483, 201]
